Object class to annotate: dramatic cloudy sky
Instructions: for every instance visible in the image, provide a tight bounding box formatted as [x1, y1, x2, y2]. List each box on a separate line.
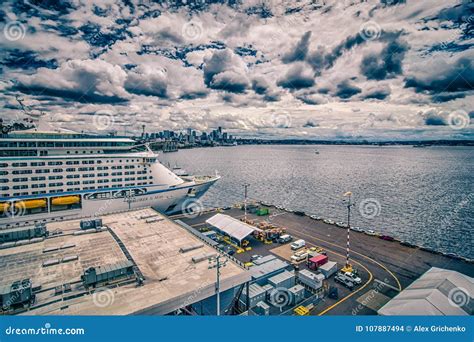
[0, 0, 473, 140]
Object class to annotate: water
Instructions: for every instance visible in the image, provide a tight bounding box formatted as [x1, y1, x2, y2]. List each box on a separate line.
[160, 145, 474, 258]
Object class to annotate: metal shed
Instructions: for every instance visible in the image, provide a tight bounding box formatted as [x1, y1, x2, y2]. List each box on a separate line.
[241, 283, 266, 308]
[253, 255, 277, 266]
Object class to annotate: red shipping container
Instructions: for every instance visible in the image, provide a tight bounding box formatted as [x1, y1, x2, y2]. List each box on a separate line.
[307, 255, 328, 270]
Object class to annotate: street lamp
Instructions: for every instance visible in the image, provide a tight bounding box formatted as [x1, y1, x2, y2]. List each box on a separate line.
[342, 191, 355, 273]
[243, 183, 250, 222]
[208, 255, 228, 316]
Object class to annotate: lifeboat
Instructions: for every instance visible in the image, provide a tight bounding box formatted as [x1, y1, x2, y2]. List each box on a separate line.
[52, 196, 80, 206]
[0, 202, 10, 212]
[15, 199, 47, 210]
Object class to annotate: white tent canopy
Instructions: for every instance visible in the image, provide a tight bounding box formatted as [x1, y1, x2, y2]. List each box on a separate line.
[206, 213, 260, 243]
[378, 267, 473, 316]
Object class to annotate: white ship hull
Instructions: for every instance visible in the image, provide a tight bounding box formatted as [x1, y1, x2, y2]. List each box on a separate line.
[0, 177, 218, 229]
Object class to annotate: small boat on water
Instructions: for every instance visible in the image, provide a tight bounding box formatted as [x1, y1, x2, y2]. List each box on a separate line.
[314, 149, 320, 154]
[171, 162, 189, 177]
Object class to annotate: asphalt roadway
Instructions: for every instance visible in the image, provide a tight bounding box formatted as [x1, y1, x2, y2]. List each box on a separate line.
[171, 207, 474, 316]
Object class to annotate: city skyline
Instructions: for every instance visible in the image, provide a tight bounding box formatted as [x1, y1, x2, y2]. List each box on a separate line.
[0, 0, 473, 141]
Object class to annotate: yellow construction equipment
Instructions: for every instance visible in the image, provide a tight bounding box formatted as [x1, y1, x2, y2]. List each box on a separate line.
[294, 306, 310, 316]
[341, 264, 353, 273]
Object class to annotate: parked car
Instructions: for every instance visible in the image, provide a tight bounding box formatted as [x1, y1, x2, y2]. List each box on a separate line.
[335, 274, 355, 290]
[227, 249, 235, 256]
[350, 226, 364, 233]
[250, 254, 263, 261]
[365, 229, 377, 236]
[380, 235, 394, 241]
[291, 252, 308, 262]
[290, 239, 306, 250]
[309, 246, 325, 254]
[310, 214, 319, 220]
[278, 234, 292, 243]
[343, 271, 362, 285]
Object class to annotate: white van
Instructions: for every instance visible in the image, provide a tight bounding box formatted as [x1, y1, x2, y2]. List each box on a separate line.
[290, 239, 306, 250]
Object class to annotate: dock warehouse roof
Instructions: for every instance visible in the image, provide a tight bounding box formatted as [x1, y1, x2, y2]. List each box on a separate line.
[206, 213, 261, 243]
[378, 267, 474, 316]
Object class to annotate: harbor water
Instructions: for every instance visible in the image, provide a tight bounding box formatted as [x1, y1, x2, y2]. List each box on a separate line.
[160, 145, 473, 258]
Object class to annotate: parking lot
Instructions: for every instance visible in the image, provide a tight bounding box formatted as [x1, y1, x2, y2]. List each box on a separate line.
[172, 207, 378, 315]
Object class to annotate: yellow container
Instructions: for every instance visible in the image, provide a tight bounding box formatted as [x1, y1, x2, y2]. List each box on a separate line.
[52, 196, 80, 206]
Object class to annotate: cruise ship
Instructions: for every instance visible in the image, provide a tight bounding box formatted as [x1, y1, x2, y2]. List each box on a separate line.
[0, 117, 219, 229]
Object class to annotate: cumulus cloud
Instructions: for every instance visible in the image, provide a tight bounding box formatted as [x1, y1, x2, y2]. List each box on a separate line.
[362, 84, 391, 100]
[125, 65, 168, 98]
[203, 49, 250, 93]
[335, 80, 362, 99]
[277, 62, 315, 89]
[361, 38, 408, 80]
[15, 59, 128, 103]
[282, 31, 312, 63]
[405, 52, 474, 100]
[0, 0, 472, 140]
[295, 91, 328, 105]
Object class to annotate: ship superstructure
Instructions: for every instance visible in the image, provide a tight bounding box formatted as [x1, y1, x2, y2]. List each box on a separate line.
[0, 120, 218, 229]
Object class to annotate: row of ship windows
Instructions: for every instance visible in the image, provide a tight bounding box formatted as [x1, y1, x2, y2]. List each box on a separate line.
[0, 168, 151, 176]
[0, 182, 153, 197]
[0, 177, 151, 189]
[0, 172, 151, 182]
[1, 161, 141, 167]
[0, 141, 132, 148]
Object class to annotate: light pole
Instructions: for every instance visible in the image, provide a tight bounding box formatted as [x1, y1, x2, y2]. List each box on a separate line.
[342, 191, 355, 273]
[243, 183, 250, 222]
[208, 255, 227, 316]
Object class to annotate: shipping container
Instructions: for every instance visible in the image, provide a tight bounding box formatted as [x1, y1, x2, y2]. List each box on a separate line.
[307, 253, 328, 270]
[298, 269, 325, 290]
[268, 270, 295, 289]
[288, 284, 305, 305]
[253, 301, 270, 315]
[318, 261, 338, 278]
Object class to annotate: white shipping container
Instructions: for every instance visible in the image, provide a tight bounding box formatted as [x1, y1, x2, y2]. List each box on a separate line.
[318, 261, 338, 278]
[298, 269, 325, 290]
